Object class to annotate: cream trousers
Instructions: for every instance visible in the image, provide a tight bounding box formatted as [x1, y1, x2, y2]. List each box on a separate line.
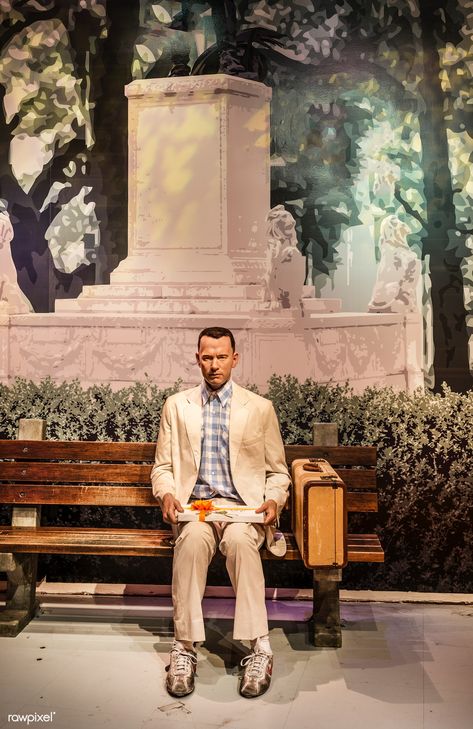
[172, 515, 268, 643]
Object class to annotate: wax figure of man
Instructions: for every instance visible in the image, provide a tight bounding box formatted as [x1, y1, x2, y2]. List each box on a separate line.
[151, 326, 290, 698]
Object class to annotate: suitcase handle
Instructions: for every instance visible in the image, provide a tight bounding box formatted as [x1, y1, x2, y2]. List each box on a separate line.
[303, 459, 324, 472]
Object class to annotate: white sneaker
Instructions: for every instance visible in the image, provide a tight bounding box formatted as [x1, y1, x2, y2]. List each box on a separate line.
[239, 651, 273, 698]
[166, 641, 197, 697]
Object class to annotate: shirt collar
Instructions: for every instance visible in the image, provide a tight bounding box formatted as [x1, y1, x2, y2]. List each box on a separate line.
[201, 378, 233, 407]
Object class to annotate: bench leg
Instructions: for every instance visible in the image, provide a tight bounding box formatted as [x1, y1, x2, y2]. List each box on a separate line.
[0, 418, 45, 636]
[0, 553, 39, 637]
[312, 568, 342, 648]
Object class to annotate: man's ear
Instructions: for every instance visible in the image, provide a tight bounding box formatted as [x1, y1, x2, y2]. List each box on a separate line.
[195, 352, 200, 364]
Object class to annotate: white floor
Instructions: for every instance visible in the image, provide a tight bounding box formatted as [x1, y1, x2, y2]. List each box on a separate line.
[0, 597, 472, 729]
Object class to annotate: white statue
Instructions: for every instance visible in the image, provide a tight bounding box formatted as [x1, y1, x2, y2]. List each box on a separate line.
[368, 214, 420, 314]
[265, 205, 306, 308]
[0, 201, 33, 314]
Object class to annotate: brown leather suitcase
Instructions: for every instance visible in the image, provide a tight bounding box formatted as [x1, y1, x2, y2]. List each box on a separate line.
[291, 458, 347, 569]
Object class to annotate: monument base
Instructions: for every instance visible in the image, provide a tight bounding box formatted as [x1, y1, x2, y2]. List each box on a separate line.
[54, 280, 342, 316]
[0, 311, 423, 393]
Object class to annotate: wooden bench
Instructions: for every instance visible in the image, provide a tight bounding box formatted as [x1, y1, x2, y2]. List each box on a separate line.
[0, 419, 383, 644]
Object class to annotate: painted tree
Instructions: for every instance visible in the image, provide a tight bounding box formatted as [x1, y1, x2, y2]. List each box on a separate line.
[435, 0, 473, 388]
[0, 0, 141, 311]
[0, 1, 108, 310]
[84, 1, 140, 276]
[245, 0, 473, 390]
[416, 0, 471, 391]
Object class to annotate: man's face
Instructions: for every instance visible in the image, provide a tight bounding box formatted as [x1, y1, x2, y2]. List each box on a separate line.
[196, 335, 239, 390]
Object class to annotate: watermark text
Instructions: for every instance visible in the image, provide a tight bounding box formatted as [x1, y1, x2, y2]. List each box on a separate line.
[7, 713, 56, 724]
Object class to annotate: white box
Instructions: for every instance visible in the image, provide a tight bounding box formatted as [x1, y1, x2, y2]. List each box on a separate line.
[177, 504, 264, 523]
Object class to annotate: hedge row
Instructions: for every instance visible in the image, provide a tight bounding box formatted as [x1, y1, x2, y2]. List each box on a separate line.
[1, 376, 472, 592]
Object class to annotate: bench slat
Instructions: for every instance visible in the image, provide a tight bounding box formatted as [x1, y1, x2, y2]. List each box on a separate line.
[0, 485, 378, 511]
[346, 492, 378, 511]
[0, 441, 377, 467]
[334, 470, 376, 489]
[0, 465, 376, 490]
[0, 462, 152, 483]
[0, 484, 157, 506]
[348, 543, 384, 562]
[0, 464, 377, 492]
[284, 445, 377, 466]
[274, 533, 384, 563]
[0, 526, 174, 557]
[0, 440, 156, 462]
[0, 527, 383, 562]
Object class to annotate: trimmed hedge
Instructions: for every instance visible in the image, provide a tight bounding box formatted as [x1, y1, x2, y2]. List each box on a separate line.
[1, 376, 472, 592]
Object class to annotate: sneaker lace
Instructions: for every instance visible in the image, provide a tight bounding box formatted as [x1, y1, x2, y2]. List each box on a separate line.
[240, 651, 270, 678]
[171, 649, 197, 676]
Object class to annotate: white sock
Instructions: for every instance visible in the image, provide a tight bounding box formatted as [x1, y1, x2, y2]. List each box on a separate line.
[173, 638, 195, 652]
[250, 634, 272, 655]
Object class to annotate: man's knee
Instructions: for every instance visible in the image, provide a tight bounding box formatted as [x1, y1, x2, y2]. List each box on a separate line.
[219, 523, 260, 557]
[175, 522, 216, 557]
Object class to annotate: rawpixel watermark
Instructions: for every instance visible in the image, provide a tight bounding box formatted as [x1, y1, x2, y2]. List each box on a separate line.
[7, 713, 56, 724]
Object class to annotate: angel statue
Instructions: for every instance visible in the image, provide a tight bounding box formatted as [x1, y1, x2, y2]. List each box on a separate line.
[368, 214, 421, 314]
[0, 200, 33, 314]
[265, 205, 306, 309]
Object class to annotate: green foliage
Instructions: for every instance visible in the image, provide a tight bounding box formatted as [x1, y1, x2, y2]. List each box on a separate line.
[1, 376, 472, 592]
[0, 377, 180, 442]
[270, 376, 473, 592]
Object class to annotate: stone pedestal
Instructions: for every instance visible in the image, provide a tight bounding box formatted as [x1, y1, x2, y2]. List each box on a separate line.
[122, 75, 270, 283]
[1, 311, 424, 393]
[56, 76, 276, 315]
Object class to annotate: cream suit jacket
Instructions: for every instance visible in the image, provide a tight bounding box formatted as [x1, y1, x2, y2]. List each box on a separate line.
[151, 381, 291, 555]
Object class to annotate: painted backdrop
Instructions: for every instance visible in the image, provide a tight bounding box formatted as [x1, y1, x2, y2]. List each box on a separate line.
[1, 0, 473, 390]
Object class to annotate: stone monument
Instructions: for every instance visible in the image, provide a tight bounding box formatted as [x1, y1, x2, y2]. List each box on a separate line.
[56, 75, 320, 317]
[1, 76, 423, 392]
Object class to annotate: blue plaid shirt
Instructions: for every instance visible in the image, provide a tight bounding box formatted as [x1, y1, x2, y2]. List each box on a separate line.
[192, 379, 243, 502]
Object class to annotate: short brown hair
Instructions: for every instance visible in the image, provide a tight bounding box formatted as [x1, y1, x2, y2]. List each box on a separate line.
[198, 327, 235, 351]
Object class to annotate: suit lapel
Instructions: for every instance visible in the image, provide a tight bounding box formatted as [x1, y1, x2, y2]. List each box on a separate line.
[229, 383, 249, 474]
[184, 386, 202, 471]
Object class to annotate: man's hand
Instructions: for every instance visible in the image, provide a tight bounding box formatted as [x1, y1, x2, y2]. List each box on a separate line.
[255, 499, 278, 526]
[161, 493, 184, 524]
